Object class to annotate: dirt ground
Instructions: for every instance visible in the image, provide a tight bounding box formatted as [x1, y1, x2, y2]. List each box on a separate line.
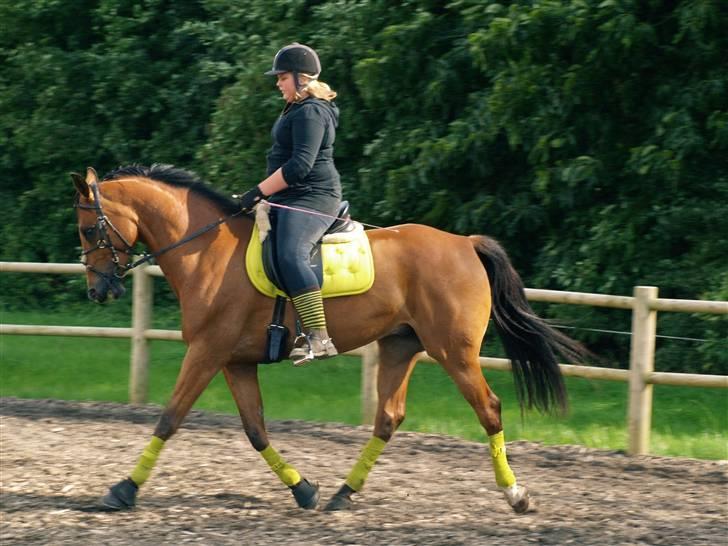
[1, 397, 726, 545]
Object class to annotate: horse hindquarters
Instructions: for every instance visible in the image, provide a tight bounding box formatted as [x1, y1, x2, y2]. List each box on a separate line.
[327, 227, 534, 513]
[381, 230, 531, 512]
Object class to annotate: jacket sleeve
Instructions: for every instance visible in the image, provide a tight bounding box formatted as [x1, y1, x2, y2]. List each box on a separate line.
[281, 107, 326, 186]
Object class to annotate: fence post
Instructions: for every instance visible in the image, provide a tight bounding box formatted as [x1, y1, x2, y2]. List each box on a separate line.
[361, 343, 379, 425]
[129, 262, 153, 404]
[627, 285, 658, 455]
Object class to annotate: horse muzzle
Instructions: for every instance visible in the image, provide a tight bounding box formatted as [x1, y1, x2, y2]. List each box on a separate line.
[87, 275, 126, 303]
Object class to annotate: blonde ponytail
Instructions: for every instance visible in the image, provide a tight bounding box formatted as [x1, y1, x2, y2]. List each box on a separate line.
[296, 73, 337, 102]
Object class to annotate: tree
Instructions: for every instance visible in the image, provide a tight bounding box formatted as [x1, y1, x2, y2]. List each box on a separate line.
[2, 0, 725, 371]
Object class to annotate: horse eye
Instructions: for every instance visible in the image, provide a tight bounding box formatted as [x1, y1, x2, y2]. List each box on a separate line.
[82, 226, 97, 241]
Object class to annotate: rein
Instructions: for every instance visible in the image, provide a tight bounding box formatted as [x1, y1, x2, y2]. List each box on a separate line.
[258, 201, 399, 232]
[76, 183, 243, 278]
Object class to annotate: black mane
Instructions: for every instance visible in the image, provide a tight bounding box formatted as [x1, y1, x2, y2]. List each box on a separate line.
[102, 164, 239, 215]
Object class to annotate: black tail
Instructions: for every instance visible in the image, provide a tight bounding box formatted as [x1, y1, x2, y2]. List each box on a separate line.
[471, 235, 589, 414]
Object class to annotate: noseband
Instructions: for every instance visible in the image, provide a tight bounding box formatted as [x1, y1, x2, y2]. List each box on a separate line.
[75, 182, 243, 280]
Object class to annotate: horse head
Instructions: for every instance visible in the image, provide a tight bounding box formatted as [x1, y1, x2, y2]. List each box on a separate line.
[72, 167, 139, 303]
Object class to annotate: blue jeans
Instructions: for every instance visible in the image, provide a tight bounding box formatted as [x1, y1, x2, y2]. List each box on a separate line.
[273, 206, 335, 297]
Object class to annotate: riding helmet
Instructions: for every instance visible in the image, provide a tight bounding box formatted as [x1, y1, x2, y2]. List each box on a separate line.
[265, 43, 322, 77]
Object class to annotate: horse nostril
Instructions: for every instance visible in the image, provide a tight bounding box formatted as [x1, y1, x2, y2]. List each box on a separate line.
[87, 288, 96, 300]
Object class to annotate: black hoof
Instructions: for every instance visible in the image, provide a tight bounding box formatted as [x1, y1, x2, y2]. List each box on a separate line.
[323, 484, 355, 511]
[100, 478, 138, 511]
[290, 478, 320, 510]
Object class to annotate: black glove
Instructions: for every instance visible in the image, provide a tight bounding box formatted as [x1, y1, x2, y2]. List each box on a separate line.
[238, 186, 266, 211]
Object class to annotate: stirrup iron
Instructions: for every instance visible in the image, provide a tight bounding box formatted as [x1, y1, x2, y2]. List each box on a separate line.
[289, 329, 338, 366]
[291, 333, 315, 367]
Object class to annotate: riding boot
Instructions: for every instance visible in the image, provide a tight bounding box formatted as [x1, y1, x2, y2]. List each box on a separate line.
[290, 327, 339, 366]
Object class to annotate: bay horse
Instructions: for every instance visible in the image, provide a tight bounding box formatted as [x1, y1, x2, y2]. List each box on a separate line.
[71, 164, 587, 514]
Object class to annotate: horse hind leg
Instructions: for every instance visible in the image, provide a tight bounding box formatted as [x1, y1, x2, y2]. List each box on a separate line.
[439, 348, 530, 513]
[222, 361, 319, 510]
[325, 330, 422, 511]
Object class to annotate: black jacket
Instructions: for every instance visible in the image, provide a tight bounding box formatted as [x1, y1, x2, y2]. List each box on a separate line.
[266, 98, 342, 215]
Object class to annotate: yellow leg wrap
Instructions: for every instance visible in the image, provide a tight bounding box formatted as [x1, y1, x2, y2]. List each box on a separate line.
[260, 446, 301, 487]
[129, 436, 165, 487]
[345, 436, 387, 492]
[489, 431, 516, 488]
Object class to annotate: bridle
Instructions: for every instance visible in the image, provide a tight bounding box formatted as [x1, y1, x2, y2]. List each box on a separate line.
[75, 183, 137, 281]
[75, 182, 243, 280]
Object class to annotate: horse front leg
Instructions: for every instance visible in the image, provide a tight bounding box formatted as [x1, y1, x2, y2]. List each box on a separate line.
[324, 333, 421, 511]
[222, 361, 319, 510]
[100, 342, 223, 511]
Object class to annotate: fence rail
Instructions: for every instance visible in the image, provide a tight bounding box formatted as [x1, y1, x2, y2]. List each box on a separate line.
[2, 260, 727, 456]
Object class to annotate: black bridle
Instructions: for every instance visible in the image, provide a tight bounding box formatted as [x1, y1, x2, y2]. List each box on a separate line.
[75, 182, 243, 280]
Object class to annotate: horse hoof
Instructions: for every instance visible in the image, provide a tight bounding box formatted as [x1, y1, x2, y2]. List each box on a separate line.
[323, 483, 355, 511]
[323, 494, 353, 511]
[290, 478, 320, 510]
[100, 478, 138, 511]
[502, 484, 530, 514]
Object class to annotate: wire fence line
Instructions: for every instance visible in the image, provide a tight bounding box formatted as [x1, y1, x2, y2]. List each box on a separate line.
[552, 324, 724, 343]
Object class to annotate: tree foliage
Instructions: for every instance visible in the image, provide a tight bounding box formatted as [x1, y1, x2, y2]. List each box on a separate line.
[1, 0, 726, 372]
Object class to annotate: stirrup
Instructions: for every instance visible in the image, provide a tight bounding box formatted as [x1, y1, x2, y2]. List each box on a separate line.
[289, 332, 338, 366]
[290, 333, 315, 367]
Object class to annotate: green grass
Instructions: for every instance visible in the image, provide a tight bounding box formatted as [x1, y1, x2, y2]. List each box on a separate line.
[1, 308, 726, 460]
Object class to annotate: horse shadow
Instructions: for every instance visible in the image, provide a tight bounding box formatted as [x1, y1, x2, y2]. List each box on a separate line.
[1, 490, 266, 513]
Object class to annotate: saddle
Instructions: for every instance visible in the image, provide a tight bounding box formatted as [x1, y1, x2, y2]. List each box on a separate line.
[263, 201, 356, 294]
[244, 201, 375, 364]
[245, 201, 375, 299]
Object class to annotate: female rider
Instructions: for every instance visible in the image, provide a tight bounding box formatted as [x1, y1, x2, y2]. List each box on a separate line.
[238, 43, 342, 365]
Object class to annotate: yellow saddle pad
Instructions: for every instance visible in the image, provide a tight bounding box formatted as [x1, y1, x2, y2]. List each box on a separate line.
[245, 223, 375, 299]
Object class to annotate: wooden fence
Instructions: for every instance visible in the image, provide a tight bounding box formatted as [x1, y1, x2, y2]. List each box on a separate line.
[2, 261, 727, 456]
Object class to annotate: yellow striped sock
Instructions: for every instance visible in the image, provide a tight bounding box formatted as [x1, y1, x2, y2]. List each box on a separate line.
[292, 291, 326, 329]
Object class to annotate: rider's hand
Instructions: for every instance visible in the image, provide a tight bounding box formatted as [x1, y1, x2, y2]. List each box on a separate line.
[238, 186, 266, 212]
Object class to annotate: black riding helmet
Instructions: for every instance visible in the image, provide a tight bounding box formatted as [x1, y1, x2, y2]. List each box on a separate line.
[265, 43, 322, 85]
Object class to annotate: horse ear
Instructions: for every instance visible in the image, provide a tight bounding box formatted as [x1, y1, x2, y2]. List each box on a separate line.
[85, 166, 99, 185]
[71, 172, 90, 199]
